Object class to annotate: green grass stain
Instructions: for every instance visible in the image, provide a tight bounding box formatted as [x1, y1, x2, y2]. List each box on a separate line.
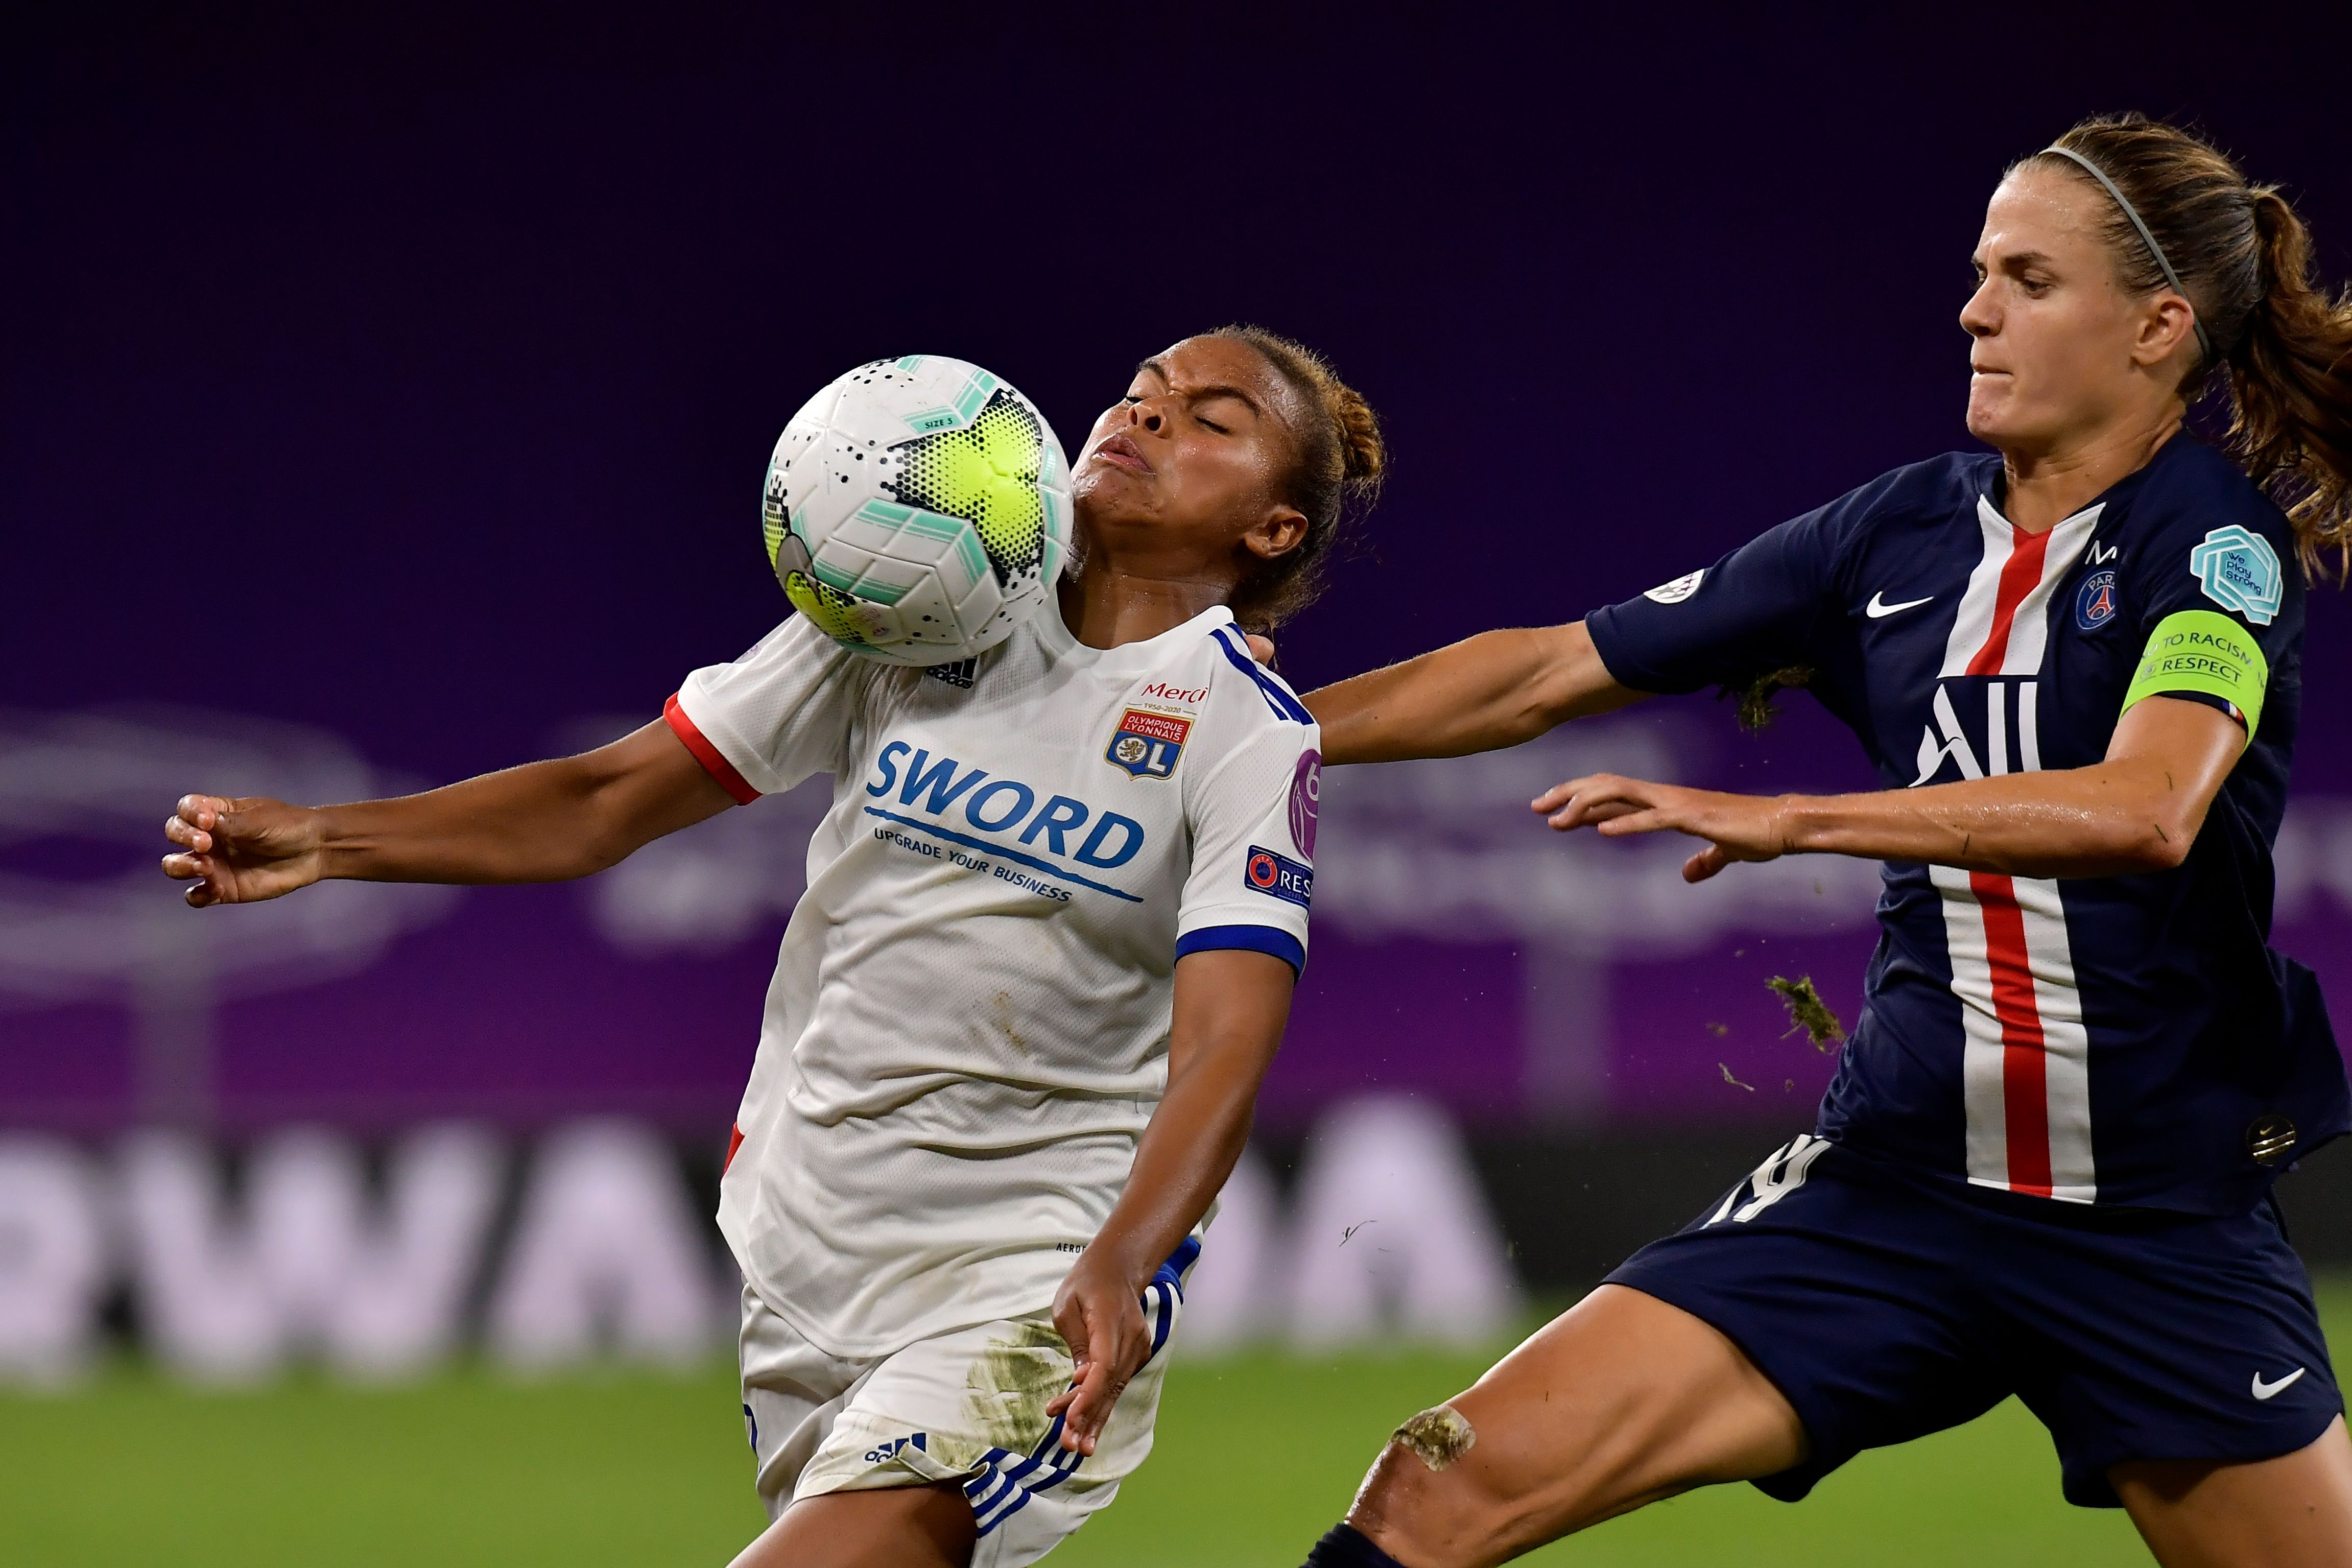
[962, 1320, 1073, 1458]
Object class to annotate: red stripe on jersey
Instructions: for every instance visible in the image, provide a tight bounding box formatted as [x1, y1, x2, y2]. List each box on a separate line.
[664, 693, 761, 804]
[724, 1121, 745, 1173]
[1963, 526, 2054, 677]
[1971, 871, 2053, 1196]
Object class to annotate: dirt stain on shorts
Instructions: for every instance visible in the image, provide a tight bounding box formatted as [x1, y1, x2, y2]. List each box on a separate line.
[964, 1321, 1074, 1456]
[1392, 1405, 1476, 1471]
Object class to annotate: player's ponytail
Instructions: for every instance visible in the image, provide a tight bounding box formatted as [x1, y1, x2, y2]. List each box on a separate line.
[2026, 116, 2352, 574]
[1208, 324, 1386, 630]
[2234, 189, 2352, 568]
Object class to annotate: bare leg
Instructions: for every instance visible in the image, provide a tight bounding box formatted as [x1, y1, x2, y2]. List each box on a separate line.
[727, 1481, 977, 1568]
[2113, 1415, 2352, 1568]
[1348, 1284, 1807, 1567]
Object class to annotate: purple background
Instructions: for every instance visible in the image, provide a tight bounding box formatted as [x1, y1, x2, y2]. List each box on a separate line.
[10, 9, 2352, 1139]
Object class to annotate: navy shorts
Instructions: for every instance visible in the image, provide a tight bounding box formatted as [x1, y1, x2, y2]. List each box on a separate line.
[1606, 1135, 2342, 1507]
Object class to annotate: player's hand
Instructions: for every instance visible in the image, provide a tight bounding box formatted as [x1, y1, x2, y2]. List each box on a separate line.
[1045, 1248, 1152, 1457]
[1244, 633, 1277, 669]
[160, 795, 330, 907]
[1533, 773, 1794, 883]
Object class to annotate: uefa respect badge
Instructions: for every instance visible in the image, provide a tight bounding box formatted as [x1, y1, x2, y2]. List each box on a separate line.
[2191, 525, 2282, 627]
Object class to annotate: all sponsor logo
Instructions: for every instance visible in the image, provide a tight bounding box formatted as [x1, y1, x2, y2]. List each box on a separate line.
[1244, 845, 1313, 908]
[1643, 568, 1706, 605]
[1107, 708, 1191, 779]
[1138, 681, 1208, 706]
[2191, 525, 2282, 626]
[2075, 568, 2118, 630]
[1289, 749, 1321, 857]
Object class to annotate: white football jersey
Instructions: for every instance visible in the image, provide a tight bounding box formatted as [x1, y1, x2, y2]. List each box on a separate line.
[668, 599, 1319, 1357]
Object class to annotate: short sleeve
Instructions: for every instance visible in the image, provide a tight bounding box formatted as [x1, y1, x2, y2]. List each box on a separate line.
[2117, 475, 2301, 738]
[1173, 699, 1318, 979]
[667, 614, 864, 801]
[1584, 506, 1847, 696]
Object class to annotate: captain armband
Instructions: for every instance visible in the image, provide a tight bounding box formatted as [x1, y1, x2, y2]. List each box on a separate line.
[2121, 610, 2269, 738]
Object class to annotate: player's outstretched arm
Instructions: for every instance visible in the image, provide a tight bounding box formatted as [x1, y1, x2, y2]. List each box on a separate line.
[159, 720, 737, 907]
[1300, 620, 1645, 766]
[1046, 947, 1295, 1456]
[1536, 695, 2244, 883]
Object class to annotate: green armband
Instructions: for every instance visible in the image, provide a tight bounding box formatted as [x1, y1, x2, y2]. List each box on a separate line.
[2122, 610, 2269, 737]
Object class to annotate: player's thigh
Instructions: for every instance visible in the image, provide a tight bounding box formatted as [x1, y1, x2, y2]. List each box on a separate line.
[729, 1481, 977, 1568]
[2112, 1415, 2352, 1568]
[1349, 1283, 1805, 1567]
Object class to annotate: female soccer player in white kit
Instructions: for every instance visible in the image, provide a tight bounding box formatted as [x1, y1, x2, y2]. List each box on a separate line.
[159, 328, 1384, 1568]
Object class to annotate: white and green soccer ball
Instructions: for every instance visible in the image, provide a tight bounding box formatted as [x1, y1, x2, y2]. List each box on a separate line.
[762, 355, 1074, 666]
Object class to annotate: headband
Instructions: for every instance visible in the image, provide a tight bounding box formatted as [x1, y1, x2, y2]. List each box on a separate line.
[2041, 144, 2214, 364]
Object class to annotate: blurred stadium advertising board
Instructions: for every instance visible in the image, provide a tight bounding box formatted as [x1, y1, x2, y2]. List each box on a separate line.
[9, 704, 2352, 1132]
[0, 1100, 1522, 1386]
[6, 1105, 2341, 1388]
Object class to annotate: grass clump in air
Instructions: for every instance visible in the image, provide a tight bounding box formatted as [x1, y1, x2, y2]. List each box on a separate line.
[1768, 975, 1846, 1049]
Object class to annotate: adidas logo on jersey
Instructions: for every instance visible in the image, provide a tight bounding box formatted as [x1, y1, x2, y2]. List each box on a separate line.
[925, 658, 978, 690]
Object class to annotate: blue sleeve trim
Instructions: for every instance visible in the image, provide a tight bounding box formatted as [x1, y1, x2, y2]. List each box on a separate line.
[1209, 626, 1314, 724]
[1174, 923, 1305, 976]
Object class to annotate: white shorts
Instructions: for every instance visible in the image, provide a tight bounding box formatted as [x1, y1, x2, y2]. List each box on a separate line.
[736, 1255, 1187, 1568]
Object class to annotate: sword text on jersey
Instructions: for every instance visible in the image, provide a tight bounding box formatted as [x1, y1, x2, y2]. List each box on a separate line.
[861, 740, 1149, 902]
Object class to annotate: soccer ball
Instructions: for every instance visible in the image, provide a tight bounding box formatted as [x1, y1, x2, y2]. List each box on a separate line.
[761, 355, 1074, 665]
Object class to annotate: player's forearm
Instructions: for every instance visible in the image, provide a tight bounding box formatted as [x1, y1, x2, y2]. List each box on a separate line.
[315, 757, 628, 884]
[1091, 1031, 1273, 1291]
[317, 723, 732, 885]
[1089, 950, 1295, 1291]
[1778, 759, 2200, 879]
[1303, 621, 1641, 766]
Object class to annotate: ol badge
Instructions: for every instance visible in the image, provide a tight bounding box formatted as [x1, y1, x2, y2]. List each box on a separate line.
[1107, 708, 1191, 779]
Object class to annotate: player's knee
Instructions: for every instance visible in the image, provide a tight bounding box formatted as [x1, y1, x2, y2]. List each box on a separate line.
[1346, 1406, 1503, 1567]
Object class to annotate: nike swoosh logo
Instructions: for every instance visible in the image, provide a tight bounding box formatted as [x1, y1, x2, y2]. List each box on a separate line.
[2252, 1367, 2307, 1400]
[1866, 591, 1935, 619]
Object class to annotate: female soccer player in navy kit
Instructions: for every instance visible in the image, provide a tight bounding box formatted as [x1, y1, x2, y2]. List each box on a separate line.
[1295, 117, 2352, 1567]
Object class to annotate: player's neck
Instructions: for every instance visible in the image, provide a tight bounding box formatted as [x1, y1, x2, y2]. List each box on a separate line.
[1998, 407, 2183, 534]
[1058, 569, 1230, 650]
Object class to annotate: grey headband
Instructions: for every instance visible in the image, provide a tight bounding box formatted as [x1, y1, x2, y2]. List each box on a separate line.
[2040, 144, 2214, 364]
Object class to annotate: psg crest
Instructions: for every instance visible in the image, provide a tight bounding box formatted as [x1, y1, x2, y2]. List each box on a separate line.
[1106, 708, 1191, 779]
[2075, 568, 2118, 630]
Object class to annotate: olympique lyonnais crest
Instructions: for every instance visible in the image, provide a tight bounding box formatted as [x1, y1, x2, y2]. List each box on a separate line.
[1106, 708, 1191, 779]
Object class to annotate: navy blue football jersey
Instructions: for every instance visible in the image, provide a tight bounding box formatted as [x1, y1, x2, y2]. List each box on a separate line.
[1588, 435, 2350, 1214]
